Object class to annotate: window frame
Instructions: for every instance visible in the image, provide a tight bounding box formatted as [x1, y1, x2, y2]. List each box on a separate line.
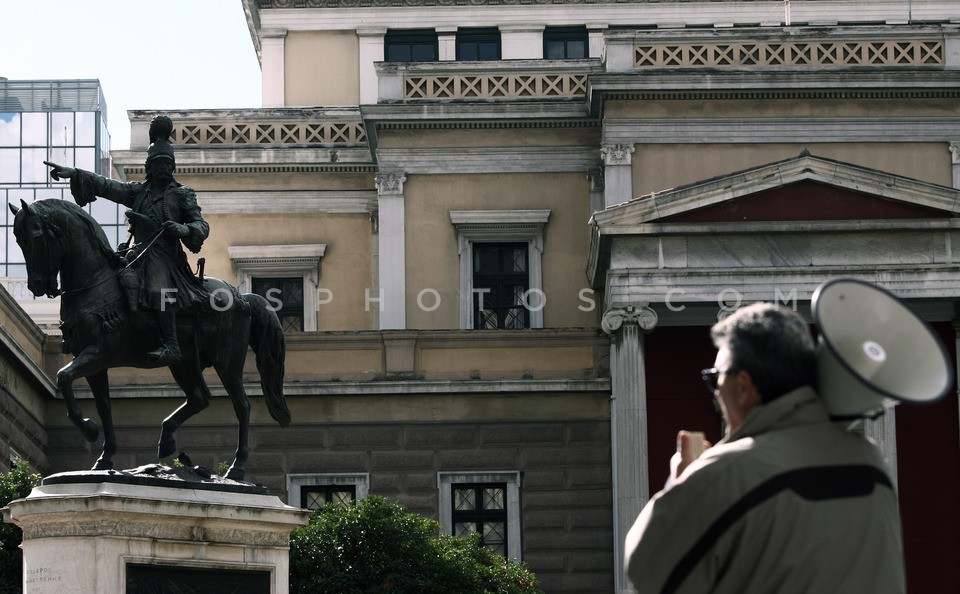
[543, 26, 589, 59]
[456, 27, 502, 61]
[251, 276, 306, 332]
[287, 473, 370, 509]
[472, 242, 530, 330]
[228, 244, 326, 332]
[438, 471, 522, 560]
[384, 28, 439, 63]
[450, 210, 550, 330]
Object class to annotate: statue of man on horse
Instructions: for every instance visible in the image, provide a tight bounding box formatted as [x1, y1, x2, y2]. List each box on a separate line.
[44, 115, 206, 366]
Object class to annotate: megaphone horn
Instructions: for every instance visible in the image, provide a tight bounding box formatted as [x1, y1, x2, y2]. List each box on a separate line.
[811, 279, 953, 420]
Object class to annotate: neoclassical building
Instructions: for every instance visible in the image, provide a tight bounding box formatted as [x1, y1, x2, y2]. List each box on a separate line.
[4, 2, 960, 592]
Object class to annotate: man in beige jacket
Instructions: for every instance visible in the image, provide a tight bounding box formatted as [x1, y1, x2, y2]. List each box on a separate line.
[625, 303, 905, 593]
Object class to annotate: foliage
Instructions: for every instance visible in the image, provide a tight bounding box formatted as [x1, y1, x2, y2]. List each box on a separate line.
[290, 495, 543, 594]
[0, 459, 40, 594]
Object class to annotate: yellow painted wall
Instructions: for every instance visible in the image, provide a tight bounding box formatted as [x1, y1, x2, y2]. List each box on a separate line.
[632, 142, 953, 197]
[200, 212, 375, 331]
[403, 173, 596, 329]
[285, 31, 360, 106]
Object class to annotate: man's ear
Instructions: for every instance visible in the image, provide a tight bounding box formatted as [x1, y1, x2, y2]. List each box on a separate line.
[735, 370, 763, 408]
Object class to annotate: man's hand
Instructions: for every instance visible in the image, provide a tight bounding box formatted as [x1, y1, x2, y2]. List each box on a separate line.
[670, 430, 712, 481]
[163, 220, 190, 238]
[43, 161, 76, 181]
[125, 210, 150, 225]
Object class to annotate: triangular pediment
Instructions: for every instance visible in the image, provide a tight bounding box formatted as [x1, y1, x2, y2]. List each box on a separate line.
[592, 154, 960, 228]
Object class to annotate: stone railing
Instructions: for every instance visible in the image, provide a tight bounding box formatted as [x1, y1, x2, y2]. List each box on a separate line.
[634, 39, 943, 69]
[604, 25, 958, 72]
[127, 108, 367, 149]
[376, 59, 601, 102]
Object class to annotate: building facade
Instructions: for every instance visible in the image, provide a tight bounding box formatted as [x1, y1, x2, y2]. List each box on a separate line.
[3, 2, 960, 592]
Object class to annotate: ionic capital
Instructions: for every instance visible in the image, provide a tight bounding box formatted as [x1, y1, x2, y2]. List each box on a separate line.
[602, 304, 658, 335]
[601, 144, 635, 166]
[949, 141, 960, 163]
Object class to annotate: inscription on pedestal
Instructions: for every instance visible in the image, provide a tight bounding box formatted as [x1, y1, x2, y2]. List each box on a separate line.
[126, 564, 271, 593]
[25, 567, 64, 591]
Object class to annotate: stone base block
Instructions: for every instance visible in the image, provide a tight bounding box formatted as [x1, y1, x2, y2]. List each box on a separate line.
[2, 481, 310, 593]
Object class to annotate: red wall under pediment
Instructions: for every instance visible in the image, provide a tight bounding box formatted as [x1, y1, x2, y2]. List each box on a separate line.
[663, 180, 951, 223]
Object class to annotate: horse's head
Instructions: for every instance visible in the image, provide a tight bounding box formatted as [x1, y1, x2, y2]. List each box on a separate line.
[10, 200, 62, 298]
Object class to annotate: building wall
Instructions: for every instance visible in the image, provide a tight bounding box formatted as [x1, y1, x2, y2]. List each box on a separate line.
[285, 30, 360, 105]
[404, 172, 595, 330]
[631, 142, 953, 196]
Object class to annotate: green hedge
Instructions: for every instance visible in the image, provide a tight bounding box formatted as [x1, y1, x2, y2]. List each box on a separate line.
[290, 495, 543, 594]
[0, 459, 40, 594]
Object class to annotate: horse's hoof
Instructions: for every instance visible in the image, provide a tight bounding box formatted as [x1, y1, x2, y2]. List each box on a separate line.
[92, 458, 113, 471]
[224, 466, 245, 482]
[157, 437, 177, 459]
[81, 418, 100, 443]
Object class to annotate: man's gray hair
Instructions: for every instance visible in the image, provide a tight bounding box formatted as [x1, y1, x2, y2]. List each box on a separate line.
[711, 303, 817, 402]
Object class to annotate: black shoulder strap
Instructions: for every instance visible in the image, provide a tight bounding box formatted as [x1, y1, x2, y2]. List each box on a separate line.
[661, 465, 894, 594]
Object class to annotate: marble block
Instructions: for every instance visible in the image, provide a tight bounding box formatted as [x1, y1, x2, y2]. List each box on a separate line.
[2, 480, 310, 594]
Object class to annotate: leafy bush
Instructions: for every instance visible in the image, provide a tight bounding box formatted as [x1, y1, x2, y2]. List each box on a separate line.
[0, 459, 40, 594]
[290, 495, 543, 594]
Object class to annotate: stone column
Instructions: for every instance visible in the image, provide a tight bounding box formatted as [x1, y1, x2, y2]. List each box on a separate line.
[359, 28, 387, 105]
[949, 141, 960, 190]
[437, 27, 458, 61]
[375, 171, 407, 329]
[261, 29, 287, 107]
[603, 304, 658, 594]
[601, 144, 636, 208]
[587, 24, 608, 59]
[500, 25, 545, 59]
[588, 168, 605, 216]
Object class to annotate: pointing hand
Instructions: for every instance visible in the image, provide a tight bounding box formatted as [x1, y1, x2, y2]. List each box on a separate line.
[43, 161, 76, 181]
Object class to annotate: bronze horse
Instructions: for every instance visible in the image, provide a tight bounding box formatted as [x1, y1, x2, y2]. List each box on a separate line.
[10, 199, 289, 480]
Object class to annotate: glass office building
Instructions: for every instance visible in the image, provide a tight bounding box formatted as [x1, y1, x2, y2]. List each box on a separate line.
[0, 79, 119, 302]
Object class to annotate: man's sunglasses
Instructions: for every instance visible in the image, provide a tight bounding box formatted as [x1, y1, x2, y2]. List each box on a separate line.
[701, 368, 735, 392]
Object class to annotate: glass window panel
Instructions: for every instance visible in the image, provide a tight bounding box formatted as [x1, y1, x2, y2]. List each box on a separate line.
[76, 112, 96, 146]
[410, 43, 436, 61]
[7, 232, 21, 264]
[455, 522, 476, 538]
[545, 41, 566, 60]
[21, 113, 47, 146]
[50, 112, 74, 146]
[331, 490, 353, 506]
[385, 29, 438, 62]
[455, 488, 475, 511]
[305, 491, 324, 509]
[482, 487, 504, 510]
[21, 148, 48, 183]
[567, 40, 586, 59]
[0, 113, 20, 146]
[75, 147, 96, 172]
[509, 248, 527, 273]
[386, 44, 412, 62]
[7, 188, 33, 203]
[0, 148, 19, 183]
[47, 146, 73, 169]
[91, 198, 120, 225]
[482, 521, 505, 543]
[7, 264, 25, 277]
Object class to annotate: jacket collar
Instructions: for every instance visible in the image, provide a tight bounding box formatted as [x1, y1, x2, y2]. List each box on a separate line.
[725, 386, 827, 443]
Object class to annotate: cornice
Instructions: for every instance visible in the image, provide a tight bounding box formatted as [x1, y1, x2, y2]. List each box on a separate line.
[197, 190, 377, 214]
[376, 146, 601, 173]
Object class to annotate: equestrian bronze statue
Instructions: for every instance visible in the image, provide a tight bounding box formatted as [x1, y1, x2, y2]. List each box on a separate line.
[14, 116, 289, 481]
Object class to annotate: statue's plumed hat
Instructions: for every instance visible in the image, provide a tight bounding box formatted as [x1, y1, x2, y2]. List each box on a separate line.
[146, 115, 175, 166]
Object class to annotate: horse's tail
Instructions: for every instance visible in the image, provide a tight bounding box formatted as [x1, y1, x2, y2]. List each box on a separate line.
[246, 293, 290, 427]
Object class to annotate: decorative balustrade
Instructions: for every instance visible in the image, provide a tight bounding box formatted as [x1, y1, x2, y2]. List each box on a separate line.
[633, 39, 944, 69]
[377, 60, 601, 102]
[172, 120, 366, 146]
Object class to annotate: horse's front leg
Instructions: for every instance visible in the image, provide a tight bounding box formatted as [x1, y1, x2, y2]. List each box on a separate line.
[159, 360, 213, 460]
[85, 370, 116, 470]
[57, 346, 105, 445]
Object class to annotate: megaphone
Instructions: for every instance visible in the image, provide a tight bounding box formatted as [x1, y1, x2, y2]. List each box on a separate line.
[811, 278, 953, 420]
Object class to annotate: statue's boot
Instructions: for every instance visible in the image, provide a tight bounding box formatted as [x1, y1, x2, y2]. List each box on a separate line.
[148, 308, 181, 365]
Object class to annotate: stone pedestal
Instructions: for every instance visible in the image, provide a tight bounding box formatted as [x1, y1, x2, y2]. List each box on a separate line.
[2, 479, 310, 594]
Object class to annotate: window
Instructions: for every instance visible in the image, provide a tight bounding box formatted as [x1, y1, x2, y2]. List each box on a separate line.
[385, 29, 439, 62]
[450, 210, 550, 330]
[453, 483, 508, 555]
[252, 277, 304, 332]
[473, 243, 529, 330]
[544, 26, 588, 59]
[439, 472, 522, 559]
[301, 484, 357, 510]
[228, 244, 326, 332]
[457, 28, 501, 61]
[287, 473, 370, 509]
